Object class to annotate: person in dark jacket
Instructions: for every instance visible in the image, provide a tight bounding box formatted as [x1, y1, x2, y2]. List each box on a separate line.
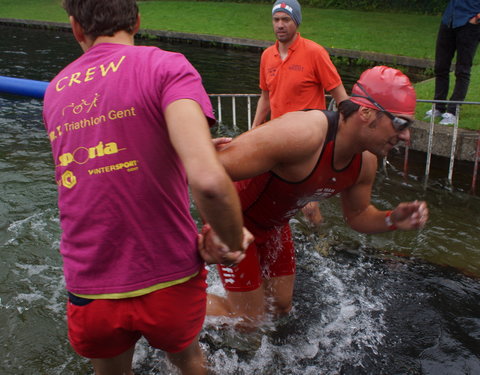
[425, 0, 480, 125]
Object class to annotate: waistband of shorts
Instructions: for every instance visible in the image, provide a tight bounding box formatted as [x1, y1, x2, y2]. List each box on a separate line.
[68, 271, 200, 301]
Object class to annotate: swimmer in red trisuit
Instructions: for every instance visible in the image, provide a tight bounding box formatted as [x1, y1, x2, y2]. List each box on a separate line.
[202, 66, 429, 330]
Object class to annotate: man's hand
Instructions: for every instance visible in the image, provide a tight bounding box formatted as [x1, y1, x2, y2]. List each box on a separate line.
[198, 224, 253, 265]
[469, 13, 480, 24]
[390, 200, 429, 230]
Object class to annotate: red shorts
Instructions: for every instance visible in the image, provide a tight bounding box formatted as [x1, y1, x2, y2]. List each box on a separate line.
[67, 268, 207, 359]
[217, 223, 295, 292]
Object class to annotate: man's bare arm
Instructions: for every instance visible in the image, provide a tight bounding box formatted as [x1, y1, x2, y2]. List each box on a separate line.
[165, 99, 244, 259]
[252, 90, 271, 128]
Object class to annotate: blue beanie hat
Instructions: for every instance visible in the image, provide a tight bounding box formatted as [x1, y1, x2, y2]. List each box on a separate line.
[272, 0, 302, 26]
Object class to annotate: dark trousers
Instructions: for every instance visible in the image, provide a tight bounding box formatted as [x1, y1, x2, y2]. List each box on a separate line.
[434, 22, 480, 114]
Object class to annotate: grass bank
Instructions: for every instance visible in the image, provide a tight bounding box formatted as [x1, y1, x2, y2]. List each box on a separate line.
[1, 0, 479, 129]
[0, 0, 444, 58]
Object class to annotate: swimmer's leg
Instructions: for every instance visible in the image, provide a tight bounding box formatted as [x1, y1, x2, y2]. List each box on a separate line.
[264, 274, 295, 316]
[207, 287, 266, 330]
[207, 273, 295, 329]
[207, 238, 265, 329]
[207, 224, 295, 328]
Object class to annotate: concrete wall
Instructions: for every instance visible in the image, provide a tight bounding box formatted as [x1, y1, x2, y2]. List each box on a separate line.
[411, 121, 479, 162]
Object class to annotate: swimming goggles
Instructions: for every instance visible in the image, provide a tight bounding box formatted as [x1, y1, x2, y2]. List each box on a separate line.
[351, 82, 413, 131]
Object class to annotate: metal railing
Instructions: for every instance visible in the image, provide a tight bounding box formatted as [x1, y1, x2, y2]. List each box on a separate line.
[408, 99, 480, 194]
[1, 76, 476, 192]
[209, 94, 259, 131]
[208, 94, 480, 194]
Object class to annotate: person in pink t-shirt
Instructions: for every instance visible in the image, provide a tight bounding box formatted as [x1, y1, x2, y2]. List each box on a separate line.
[42, 1, 251, 374]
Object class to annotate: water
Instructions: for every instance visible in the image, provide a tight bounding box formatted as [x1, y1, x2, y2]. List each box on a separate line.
[1, 25, 479, 375]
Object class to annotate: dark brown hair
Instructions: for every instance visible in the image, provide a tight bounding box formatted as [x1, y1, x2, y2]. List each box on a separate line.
[62, 0, 139, 39]
[338, 99, 386, 125]
[337, 99, 360, 120]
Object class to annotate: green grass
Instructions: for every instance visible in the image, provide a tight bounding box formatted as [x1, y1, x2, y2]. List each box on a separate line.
[0, 0, 442, 58]
[0, 0, 66, 22]
[1, 0, 479, 129]
[414, 68, 480, 130]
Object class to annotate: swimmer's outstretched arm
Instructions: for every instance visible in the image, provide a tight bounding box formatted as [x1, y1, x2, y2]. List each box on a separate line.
[341, 152, 429, 233]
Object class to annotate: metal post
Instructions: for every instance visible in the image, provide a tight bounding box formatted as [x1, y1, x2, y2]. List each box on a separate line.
[471, 130, 480, 194]
[382, 156, 388, 175]
[424, 103, 436, 188]
[247, 96, 252, 130]
[232, 96, 237, 131]
[403, 139, 410, 180]
[447, 104, 460, 184]
[217, 96, 222, 124]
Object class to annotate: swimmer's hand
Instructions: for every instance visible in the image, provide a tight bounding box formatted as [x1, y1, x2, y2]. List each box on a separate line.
[212, 137, 232, 151]
[391, 200, 429, 230]
[301, 201, 324, 227]
[198, 224, 253, 265]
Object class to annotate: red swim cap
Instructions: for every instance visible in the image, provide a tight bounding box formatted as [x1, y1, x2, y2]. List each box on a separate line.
[350, 66, 416, 115]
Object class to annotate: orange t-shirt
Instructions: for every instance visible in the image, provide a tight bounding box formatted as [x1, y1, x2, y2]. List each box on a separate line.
[259, 33, 342, 119]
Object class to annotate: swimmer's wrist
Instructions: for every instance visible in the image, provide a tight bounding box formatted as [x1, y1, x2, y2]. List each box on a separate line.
[385, 210, 397, 231]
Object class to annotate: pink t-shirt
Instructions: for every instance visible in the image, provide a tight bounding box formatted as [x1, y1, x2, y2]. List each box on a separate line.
[43, 43, 215, 295]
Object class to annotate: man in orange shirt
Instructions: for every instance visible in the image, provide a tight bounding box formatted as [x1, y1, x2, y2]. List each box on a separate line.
[252, 0, 349, 225]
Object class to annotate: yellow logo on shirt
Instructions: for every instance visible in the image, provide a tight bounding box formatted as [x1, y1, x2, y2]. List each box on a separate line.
[55, 56, 126, 92]
[57, 141, 124, 167]
[58, 170, 77, 189]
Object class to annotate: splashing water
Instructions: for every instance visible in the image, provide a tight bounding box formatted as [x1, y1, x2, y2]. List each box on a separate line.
[1, 24, 480, 375]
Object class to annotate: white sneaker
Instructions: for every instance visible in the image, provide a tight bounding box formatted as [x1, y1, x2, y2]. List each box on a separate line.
[439, 112, 457, 125]
[424, 109, 442, 119]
